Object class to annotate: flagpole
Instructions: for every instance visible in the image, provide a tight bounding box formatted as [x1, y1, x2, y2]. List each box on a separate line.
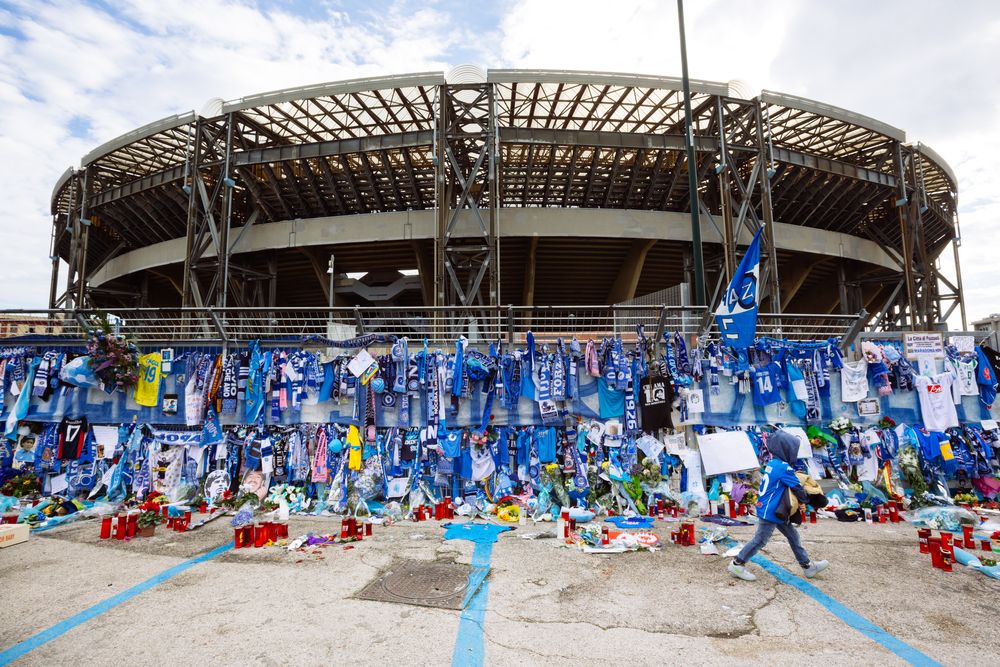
[677, 0, 705, 307]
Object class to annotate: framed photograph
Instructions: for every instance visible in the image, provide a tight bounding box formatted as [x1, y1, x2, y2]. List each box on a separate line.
[857, 397, 880, 417]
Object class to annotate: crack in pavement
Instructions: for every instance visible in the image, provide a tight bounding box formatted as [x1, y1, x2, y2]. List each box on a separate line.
[742, 583, 783, 639]
[482, 629, 566, 661]
[486, 603, 772, 641]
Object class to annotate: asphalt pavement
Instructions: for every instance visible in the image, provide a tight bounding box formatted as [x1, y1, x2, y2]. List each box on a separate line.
[1, 513, 997, 666]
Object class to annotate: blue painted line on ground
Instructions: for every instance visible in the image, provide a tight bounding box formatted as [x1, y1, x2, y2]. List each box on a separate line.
[452, 540, 494, 666]
[750, 554, 943, 667]
[443, 522, 512, 667]
[0, 542, 233, 666]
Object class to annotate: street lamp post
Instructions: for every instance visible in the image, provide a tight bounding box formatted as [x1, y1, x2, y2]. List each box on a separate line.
[677, 0, 706, 307]
[327, 255, 335, 327]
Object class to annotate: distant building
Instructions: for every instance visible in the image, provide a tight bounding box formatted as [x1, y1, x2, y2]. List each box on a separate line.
[0, 315, 64, 339]
[973, 313, 1000, 349]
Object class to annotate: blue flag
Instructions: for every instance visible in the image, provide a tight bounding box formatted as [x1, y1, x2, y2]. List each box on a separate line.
[715, 226, 763, 348]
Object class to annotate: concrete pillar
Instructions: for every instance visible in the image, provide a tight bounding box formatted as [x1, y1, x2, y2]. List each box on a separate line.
[606, 238, 658, 303]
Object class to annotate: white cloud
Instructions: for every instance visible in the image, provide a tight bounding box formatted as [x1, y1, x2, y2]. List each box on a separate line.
[0, 0, 465, 308]
[498, 0, 1000, 325]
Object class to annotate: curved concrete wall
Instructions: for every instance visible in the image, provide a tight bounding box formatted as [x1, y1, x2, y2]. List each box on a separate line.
[89, 208, 898, 287]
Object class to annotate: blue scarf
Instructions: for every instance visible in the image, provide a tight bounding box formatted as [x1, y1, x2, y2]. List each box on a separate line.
[552, 339, 567, 401]
[624, 356, 639, 433]
[537, 348, 552, 402]
[452, 337, 466, 397]
[301, 333, 397, 347]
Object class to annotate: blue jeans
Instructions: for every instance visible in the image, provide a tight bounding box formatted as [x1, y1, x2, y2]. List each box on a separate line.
[733, 520, 810, 568]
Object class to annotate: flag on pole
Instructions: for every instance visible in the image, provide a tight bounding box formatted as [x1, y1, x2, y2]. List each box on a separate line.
[715, 226, 764, 348]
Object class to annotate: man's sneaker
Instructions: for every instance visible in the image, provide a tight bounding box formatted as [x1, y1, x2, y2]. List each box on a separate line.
[728, 562, 757, 581]
[803, 560, 829, 578]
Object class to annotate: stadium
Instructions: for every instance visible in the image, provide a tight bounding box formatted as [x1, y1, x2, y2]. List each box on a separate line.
[46, 66, 966, 340]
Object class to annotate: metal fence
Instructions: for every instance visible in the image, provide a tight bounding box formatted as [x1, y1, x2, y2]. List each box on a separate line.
[0, 306, 865, 349]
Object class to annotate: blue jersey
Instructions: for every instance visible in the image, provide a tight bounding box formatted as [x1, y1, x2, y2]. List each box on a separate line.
[751, 363, 782, 406]
[756, 458, 802, 523]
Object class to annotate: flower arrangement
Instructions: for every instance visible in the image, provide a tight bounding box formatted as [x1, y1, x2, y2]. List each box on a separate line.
[218, 491, 260, 511]
[230, 507, 255, 528]
[878, 416, 897, 430]
[540, 464, 570, 508]
[586, 462, 612, 508]
[1, 472, 41, 498]
[828, 417, 853, 435]
[85, 313, 140, 389]
[633, 457, 661, 486]
[898, 446, 929, 506]
[139, 493, 168, 511]
[265, 484, 311, 513]
[807, 425, 838, 449]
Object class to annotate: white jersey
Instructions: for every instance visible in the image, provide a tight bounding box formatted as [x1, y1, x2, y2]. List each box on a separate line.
[946, 357, 978, 403]
[840, 359, 869, 402]
[914, 373, 959, 431]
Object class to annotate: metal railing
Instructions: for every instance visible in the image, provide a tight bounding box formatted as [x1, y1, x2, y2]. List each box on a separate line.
[0, 306, 865, 348]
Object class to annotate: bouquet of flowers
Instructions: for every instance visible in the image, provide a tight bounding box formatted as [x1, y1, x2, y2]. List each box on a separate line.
[829, 417, 853, 435]
[634, 457, 661, 487]
[1, 472, 41, 498]
[586, 462, 613, 509]
[898, 446, 929, 506]
[542, 464, 570, 508]
[878, 416, 897, 430]
[953, 492, 978, 505]
[266, 484, 311, 513]
[85, 313, 140, 389]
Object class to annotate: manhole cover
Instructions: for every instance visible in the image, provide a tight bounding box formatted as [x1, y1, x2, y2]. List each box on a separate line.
[355, 560, 488, 610]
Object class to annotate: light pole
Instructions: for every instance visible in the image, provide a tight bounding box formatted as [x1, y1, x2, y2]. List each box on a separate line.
[677, 0, 706, 307]
[327, 254, 335, 325]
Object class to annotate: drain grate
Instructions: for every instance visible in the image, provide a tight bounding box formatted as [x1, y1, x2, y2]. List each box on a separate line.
[355, 560, 488, 610]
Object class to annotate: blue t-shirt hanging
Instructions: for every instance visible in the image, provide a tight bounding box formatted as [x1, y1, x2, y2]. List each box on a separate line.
[440, 428, 462, 458]
[535, 427, 557, 463]
[751, 363, 782, 406]
[597, 377, 625, 419]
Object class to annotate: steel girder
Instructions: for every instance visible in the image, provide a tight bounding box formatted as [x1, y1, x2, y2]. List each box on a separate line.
[46, 72, 965, 323]
[435, 82, 498, 311]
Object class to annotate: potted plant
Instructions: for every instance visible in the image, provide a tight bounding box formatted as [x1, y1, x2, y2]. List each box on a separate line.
[137, 509, 164, 537]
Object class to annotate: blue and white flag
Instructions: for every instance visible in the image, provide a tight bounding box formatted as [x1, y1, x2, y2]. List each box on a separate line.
[715, 226, 764, 348]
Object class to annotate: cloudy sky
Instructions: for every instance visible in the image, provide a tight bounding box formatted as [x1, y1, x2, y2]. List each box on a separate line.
[1, 0, 997, 324]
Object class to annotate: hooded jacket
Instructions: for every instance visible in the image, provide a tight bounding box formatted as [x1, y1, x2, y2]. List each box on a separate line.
[756, 430, 808, 524]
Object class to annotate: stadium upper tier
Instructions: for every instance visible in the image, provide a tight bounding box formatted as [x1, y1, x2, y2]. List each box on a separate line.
[48, 69, 957, 312]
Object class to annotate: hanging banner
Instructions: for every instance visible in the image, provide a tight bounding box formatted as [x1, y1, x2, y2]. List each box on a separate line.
[715, 226, 764, 349]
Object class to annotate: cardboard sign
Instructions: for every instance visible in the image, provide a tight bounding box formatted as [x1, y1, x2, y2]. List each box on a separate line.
[904, 332, 944, 359]
[948, 335, 974, 354]
[347, 349, 377, 378]
[696, 431, 760, 476]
